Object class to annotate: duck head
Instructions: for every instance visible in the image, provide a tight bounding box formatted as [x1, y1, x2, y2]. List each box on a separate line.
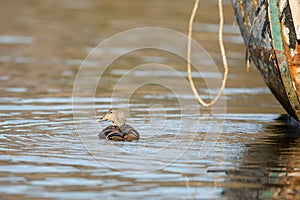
[98, 108, 126, 126]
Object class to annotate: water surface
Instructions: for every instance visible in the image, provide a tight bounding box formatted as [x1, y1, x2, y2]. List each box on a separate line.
[1, 0, 300, 199]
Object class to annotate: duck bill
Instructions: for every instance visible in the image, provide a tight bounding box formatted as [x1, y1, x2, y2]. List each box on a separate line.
[97, 115, 108, 122]
[96, 117, 104, 122]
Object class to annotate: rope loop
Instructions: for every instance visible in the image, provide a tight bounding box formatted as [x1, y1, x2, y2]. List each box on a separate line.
[187, 0, 229, 107]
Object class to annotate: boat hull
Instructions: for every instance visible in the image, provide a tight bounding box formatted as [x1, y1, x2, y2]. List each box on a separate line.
[232, 0, 300, 121]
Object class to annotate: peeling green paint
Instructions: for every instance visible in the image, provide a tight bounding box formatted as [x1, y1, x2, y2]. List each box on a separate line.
[268, 0, 300, 120]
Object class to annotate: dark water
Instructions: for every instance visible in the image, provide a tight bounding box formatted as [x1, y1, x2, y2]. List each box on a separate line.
[1, 0, 300, 199]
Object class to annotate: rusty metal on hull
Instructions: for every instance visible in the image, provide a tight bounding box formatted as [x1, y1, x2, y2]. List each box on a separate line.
[280, 1, 300, 114]
[232, 0, 300, 121]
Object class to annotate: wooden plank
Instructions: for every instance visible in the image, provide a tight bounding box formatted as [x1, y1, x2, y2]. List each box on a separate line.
[289, 0, 300, 40]
[269, 0, 300, 119]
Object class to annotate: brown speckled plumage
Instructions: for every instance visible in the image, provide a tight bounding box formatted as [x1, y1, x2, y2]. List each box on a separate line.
[97, 109, 140, 141]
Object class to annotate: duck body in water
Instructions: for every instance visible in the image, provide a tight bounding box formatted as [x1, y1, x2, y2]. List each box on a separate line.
[97, 109, 140, 141]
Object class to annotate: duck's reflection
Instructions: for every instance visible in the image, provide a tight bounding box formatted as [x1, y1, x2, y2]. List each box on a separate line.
[222, 115, 300, 199]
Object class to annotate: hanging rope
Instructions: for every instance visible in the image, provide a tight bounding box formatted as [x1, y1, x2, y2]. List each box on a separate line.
[187, 0, 229, 107]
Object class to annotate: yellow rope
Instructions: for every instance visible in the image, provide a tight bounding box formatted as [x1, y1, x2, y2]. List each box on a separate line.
[187, 0, 229, 107]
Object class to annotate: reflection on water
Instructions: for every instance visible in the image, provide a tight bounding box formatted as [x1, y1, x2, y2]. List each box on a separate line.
[1, 0, 300, 199]
[223, 116, 300, 199]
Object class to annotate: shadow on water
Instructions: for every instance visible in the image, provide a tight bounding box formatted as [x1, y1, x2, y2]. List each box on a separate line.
[222, 115, 300, 199]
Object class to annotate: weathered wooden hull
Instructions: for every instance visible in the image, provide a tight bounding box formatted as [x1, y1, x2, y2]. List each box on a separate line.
[232, 0, 300, 121]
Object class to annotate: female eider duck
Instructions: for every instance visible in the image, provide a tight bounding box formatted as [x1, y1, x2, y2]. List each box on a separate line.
[97, 108, 140, 141]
